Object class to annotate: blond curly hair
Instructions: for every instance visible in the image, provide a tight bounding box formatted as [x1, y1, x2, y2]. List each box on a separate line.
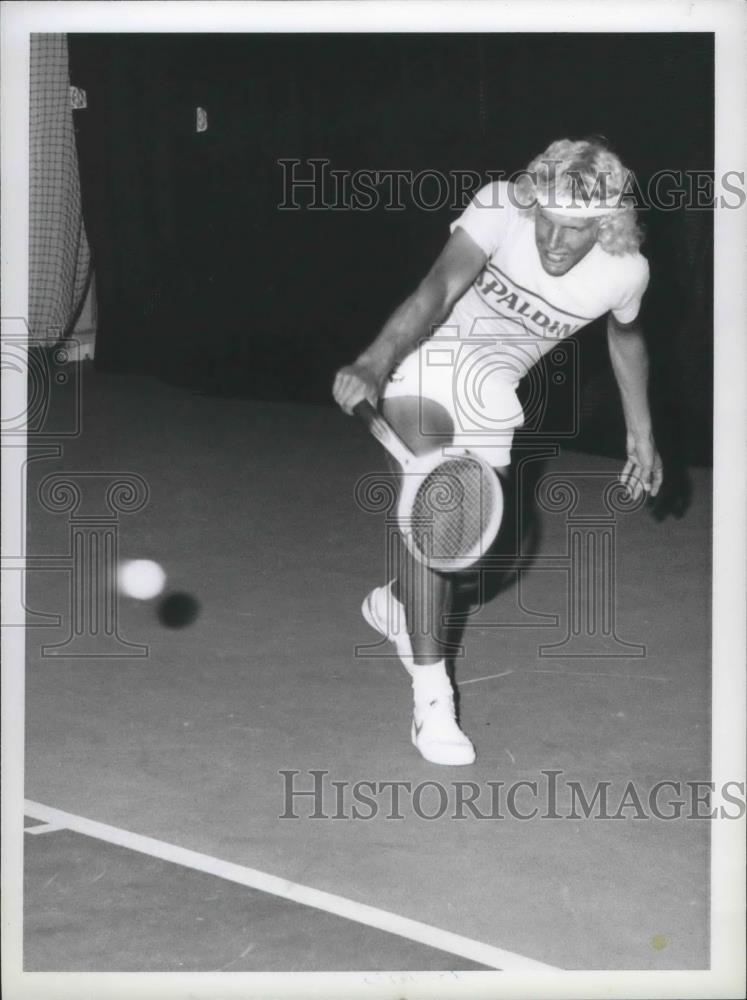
[514, 138, 644, 255]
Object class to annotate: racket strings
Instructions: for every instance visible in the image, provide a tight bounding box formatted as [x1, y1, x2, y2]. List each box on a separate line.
[409, 457, 498, 562]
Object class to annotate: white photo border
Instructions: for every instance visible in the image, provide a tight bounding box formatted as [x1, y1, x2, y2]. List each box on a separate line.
[2, 2, 745, 998]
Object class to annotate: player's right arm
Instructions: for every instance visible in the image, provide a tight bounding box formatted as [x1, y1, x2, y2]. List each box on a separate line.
[332, 227, 487, 415]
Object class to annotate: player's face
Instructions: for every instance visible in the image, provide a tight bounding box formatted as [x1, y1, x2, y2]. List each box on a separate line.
[534, 208, 600, 276]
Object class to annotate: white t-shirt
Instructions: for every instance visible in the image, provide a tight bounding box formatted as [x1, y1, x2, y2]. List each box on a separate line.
[446, 180, 650, 385]
[383, 180, 649, 466]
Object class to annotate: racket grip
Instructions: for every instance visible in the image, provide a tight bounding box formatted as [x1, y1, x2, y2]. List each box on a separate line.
[353, 399, 413, 465]
[352, 399, 379, 425]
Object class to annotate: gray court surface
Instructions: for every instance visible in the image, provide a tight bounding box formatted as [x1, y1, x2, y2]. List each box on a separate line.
[22, 369, 711, 971]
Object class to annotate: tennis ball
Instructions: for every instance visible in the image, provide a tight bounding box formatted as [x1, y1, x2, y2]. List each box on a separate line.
[118, 559, 166, 600]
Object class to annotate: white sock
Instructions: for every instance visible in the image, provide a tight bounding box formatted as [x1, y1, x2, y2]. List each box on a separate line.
[411, 660, 451, 707]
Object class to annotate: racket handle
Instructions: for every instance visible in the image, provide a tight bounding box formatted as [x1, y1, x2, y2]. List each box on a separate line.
[353, 399, 413, 466]
[352, 399, 379, 425]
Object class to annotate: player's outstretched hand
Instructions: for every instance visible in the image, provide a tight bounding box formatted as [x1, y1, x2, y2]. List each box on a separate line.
[332, 363, 382, 416]
[620, 430, 664, 500]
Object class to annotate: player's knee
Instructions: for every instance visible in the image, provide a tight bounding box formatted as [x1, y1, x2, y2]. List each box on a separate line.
[381, 395, 454, 457]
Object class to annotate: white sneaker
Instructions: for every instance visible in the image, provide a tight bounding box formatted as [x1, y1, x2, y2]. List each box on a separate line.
[411, 688, 476, 766]
[361, 581, 414, 668]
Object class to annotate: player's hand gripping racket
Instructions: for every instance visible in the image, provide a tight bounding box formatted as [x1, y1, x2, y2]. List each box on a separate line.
[353, 400, 503, 572]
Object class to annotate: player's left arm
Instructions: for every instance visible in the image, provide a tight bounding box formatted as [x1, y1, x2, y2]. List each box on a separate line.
[606, 311, 663, 499]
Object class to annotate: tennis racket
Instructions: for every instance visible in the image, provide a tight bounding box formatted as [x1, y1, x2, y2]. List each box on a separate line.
[353, 400, 503, 572]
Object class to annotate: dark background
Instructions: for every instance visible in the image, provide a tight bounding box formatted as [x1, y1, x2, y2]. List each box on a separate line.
[67, 33, 714, 469]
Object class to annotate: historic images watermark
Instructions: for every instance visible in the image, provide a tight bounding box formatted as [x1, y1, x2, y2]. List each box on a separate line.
[2, 322, 82, 439]
[351, 320, 649, 663]
[277, 159, 746, 213]
[2, 322, 151, 655]
[278, 769, 746, 822]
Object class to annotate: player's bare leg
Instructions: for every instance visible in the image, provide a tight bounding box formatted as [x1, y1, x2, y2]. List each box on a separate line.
[372, 395, 475, 764]
[380, 393, 454, 665]
[391, 562, 452, 666]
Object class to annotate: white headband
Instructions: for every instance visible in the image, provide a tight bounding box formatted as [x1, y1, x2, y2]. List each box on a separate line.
[534, 189, 623, 217]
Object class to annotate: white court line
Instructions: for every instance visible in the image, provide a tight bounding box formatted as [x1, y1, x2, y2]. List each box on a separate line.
[24, 799, 558, 972]
[25, 820, 67, 835]
[462, 668, 668, 686]
[460, 670, 514, 686]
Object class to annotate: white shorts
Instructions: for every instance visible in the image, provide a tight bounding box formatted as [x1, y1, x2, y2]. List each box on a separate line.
[382, 337, 525, 468]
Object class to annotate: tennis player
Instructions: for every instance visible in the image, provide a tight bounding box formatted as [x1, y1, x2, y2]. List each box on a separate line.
[333, 137, 663, 765]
